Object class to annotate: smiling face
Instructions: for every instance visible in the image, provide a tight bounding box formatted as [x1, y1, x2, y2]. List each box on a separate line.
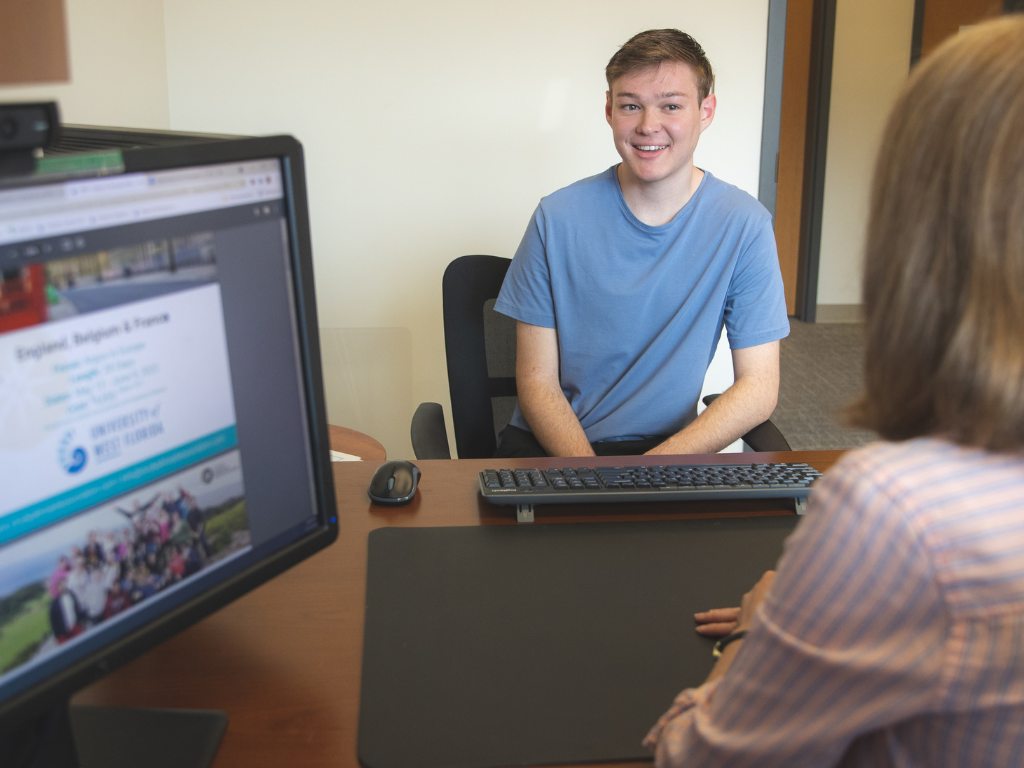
[605, 61, 716, 191]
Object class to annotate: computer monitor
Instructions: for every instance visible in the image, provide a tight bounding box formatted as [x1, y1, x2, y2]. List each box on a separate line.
[0, 132, 337, 767]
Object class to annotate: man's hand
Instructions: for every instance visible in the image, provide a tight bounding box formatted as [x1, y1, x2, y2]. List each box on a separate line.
[645, 340, 780, 456]
[515, 322, 595, 457]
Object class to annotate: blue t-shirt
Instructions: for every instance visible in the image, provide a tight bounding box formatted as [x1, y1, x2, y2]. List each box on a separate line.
[494, 166, 789, 443]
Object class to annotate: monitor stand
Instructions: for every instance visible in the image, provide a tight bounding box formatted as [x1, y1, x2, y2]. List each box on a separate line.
[4, 701, 227, 768]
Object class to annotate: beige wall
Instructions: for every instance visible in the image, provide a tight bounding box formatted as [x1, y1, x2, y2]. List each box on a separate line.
[0, 0, 170, 128]
[2, 0, 773, 459]
[162, 0, 772, 458]
[816, 0, 915, 307]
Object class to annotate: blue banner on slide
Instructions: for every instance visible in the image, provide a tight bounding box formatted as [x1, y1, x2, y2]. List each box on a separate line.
[0, 426, 238, 547]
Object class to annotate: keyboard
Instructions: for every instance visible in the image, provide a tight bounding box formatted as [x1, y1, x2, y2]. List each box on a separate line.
[479, 462, 824, 513]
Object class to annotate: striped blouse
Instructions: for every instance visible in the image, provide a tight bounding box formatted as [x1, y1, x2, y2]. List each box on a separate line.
[644, 437, 1024, 767]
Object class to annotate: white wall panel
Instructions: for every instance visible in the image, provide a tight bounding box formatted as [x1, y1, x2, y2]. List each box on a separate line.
[817, 0, 915, 307]
[162, 0, 772, 458]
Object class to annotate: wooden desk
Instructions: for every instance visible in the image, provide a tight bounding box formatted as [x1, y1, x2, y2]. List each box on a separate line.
[74, 451, 843, 768]
[328, 425, 386, 462]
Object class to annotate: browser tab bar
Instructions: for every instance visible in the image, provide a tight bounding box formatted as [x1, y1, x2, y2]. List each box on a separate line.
[0, 159, 284, 247]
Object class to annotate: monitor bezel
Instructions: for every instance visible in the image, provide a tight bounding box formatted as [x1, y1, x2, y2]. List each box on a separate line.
[0, 134, 339, 733]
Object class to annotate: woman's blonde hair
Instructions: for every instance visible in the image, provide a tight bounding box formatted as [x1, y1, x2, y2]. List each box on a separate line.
[848, 16, 1024, 451]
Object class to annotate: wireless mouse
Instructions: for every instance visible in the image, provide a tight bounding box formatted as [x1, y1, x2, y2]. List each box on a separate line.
[367, 460, 421, 505]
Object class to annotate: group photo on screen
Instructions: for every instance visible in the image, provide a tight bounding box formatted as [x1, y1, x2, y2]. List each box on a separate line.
[0, 449, 249, 680]
[0, 232, 217, 334]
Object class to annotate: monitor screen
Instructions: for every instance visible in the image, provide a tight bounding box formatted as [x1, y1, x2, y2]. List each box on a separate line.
[0, 135, 336, 764]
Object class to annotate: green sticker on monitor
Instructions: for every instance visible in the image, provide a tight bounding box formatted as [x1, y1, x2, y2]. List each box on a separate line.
[35, 150, 125, 177]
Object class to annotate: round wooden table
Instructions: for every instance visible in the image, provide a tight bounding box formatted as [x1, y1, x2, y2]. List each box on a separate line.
[327, 425, 386, 462]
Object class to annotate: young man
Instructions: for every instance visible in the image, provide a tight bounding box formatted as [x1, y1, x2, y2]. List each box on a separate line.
[493, 29, 789, 458]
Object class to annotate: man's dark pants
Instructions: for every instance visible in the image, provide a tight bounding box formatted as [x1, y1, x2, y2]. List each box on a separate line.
[494, 424, 667, 459]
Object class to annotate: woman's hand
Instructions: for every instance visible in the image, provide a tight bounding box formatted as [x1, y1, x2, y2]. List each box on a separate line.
[735, 570, 775, 631]
[694, 570, 776, 636]
[694, 607, 740, 637]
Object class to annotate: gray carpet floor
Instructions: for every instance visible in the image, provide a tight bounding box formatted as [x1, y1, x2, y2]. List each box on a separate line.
[770, 320, 877, 451]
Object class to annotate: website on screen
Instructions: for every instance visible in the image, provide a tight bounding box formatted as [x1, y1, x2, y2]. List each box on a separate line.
[0, 160, 282, 683]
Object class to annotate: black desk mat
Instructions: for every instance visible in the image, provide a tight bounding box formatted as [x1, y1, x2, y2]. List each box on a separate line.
[358, 516, 797, 768]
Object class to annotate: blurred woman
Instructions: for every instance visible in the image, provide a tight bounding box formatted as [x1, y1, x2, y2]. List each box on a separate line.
[47, 555, 72, 598]
[645, 17, 1024, 767]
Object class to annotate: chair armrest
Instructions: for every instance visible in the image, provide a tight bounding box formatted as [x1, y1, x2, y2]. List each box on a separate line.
[411, 402, 452, 460]
[737, 419, 792, 453]
[701, 394, 792, 453]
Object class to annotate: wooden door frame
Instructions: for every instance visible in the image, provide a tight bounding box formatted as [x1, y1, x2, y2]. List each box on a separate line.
[758, 0, 838, 323]
[910, 0, 928, 65]
[794, 0, 838, 322]
[911, 0, 1022, 67]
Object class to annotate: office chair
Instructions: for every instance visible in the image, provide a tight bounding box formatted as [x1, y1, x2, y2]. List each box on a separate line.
[410, 255, 791, 459]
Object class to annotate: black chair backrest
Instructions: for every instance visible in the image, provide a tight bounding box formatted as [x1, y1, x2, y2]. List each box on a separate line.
[442, 255, 517, 458]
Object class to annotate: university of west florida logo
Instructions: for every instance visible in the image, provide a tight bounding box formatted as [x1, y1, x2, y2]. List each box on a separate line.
[58, 431, 88, 474]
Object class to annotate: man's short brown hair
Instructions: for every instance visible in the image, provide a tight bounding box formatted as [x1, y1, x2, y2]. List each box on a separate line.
[605, 29, 715, 103]
[847, 16, 1024, 451]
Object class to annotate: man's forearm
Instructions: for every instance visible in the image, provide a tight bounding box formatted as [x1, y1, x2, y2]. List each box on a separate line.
[646, 374, 777, 455]
[517, 377, 596, 457]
